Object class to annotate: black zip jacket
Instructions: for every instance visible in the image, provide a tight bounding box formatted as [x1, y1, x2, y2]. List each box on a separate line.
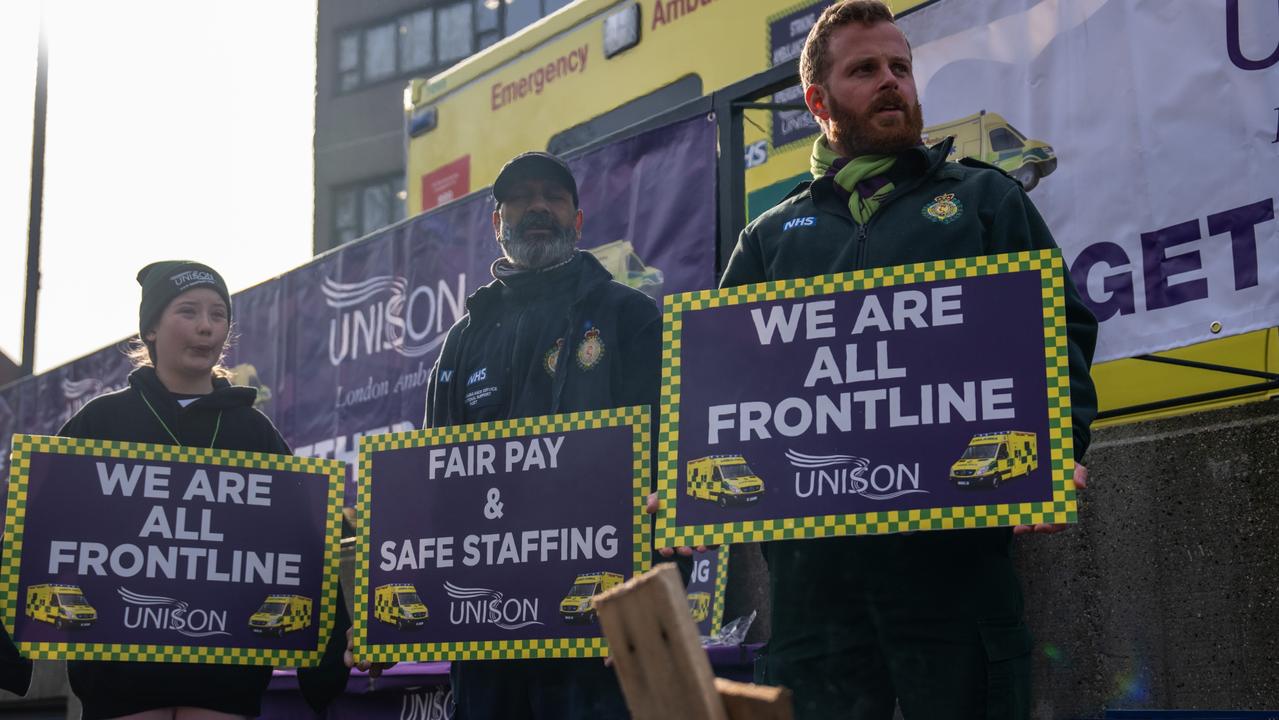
[722, 138, 1098, 458]
[56, 366, 350, 719]
[425, 251, 660, 426]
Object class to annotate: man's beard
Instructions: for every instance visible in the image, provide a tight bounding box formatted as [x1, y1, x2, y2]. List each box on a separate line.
[827, 89, 924, 157]
[499, 210, 578, 269]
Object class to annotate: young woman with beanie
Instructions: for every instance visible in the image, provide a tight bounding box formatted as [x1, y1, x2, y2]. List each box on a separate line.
[57, 261, 349, 720]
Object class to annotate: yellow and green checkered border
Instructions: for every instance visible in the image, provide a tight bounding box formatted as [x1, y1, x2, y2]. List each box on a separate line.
[655, 250, 1077, 546]
[2, 434, 346, 666]
[351, 406, 652, 664]
[709, 545, 729, 634]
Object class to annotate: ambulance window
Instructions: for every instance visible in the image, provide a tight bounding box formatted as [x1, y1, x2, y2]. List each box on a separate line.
[569, 582, 598, 596]
[712, 467, 724, 482]
[260, 602, 288, 615]
[989, 127, 1023, 152]
[397, 591, 423, 606]
[997, 445, 1008, 460]
[58, 593, 88, 607]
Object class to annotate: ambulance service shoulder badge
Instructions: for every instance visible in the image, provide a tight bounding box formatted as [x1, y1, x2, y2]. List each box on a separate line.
[576, 326, 605, 370]
[922, 193, 963, 224]
[544, 339, 564, 377]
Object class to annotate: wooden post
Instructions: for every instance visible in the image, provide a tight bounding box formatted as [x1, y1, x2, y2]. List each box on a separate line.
[594, 563, 728, 720]
[715, 678, 794, 720]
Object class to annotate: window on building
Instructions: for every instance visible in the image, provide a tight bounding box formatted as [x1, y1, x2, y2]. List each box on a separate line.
[336, 1, 573, 95]
[363, 22, 397, 83]
[334, 174, 407, 246]
[338, 33, 361, 92]
[399, 9, 435, 71]
[438, 2, 474, 63]
[505, 0, 539, 34]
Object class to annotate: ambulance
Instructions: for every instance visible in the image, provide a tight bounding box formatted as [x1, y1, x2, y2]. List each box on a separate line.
[920, 110, 1057, 192]
[585, 240, 664, 297]
[686, 455, 765, 508]
[373, 583, 429, 630]
[950, 431, 1039, 489]
[687, 592, 711, 624]
[25, 584, 97, 630]
[249, 594, 312, 636]
[559, 572, 623, 624]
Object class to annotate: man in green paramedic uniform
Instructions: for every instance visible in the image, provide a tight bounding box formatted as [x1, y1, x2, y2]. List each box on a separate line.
[719, 2, 1098, 717]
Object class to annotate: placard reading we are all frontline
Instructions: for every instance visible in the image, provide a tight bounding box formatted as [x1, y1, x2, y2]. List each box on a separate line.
[655, 250, 1078, 547]
[353, 407, 649, 663]
[2, 436, 345, 665]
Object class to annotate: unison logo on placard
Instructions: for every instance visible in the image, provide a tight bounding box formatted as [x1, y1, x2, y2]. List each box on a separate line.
[787, 449, 926, 501]
[60, 377, 125, 425]
[443, 581, 543, 631]
[118, 587, 231, 638]
[323, 274, 467, 366]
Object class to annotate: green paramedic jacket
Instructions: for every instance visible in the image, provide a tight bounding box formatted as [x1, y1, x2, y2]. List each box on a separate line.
[720, 138, 1098, 459]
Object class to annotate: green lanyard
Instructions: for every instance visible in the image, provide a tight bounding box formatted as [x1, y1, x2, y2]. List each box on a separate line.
[139, 390, 222, 448]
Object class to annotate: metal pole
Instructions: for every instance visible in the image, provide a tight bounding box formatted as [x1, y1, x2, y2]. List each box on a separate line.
[21, 10, 49, 376]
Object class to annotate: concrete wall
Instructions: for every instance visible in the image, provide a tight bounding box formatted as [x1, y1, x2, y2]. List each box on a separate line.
[723, 399, 1279, 717]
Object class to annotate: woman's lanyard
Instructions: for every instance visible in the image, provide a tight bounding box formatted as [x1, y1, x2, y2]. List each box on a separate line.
[139, 390, 222, 448]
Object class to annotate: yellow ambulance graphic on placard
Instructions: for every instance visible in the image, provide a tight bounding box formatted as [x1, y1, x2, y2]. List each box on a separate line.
[559, 572, 623, 624]
[950, 431, 1038, 489]
[686, 455, 766, 508]
[687, 592, 711, 624]
[26, 584, 97, 630]
[249, 594, 312, 636]
[373, 583, 430, 630]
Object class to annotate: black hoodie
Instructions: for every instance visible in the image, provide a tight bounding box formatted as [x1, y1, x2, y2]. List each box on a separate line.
[57, 367, 350, 719]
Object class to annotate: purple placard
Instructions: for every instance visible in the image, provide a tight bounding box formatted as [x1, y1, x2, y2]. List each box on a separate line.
[656, 252, 1077, 547]
[354, 408, 649, 662]
[2, 435, 344, 665]
[685, 545, 728, 637]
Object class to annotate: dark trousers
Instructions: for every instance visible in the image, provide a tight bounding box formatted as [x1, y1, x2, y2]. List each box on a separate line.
[755, 529, 1032, 720]
[450, 657, 629, 720]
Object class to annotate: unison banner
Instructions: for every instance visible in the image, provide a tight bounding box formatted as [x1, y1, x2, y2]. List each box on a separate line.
[655, 251, 1076, 547]
[900, 0, 1279, 361]
[2, 435, 344, 665]
[354, 407, 649, 663]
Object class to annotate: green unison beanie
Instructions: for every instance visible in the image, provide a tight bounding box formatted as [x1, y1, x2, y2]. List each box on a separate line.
[136, 260, 232, 337]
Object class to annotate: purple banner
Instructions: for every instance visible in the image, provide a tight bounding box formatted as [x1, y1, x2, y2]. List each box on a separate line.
[1, 114, 716, 511]
[3, 436, 344, 665]
[355, 409, 648, 662]
[656, 253, 1077, 546]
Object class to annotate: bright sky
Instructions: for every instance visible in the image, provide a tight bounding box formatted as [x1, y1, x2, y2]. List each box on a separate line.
[0, 1, 317, 374]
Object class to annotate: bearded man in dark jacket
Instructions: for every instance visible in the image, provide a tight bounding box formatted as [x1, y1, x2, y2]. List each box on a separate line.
[422, 152, 664, 720]
[720, 2, 1098, 719]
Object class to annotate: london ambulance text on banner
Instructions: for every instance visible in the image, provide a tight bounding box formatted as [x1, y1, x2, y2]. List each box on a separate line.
[1, 435, 345, 665]
[353, 407, 649, 663]
[897, 0, 1279, 361]
[655, 251, 1077, 548]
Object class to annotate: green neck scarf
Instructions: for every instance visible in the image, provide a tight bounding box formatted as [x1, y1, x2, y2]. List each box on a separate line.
[810, 137, 896, 224]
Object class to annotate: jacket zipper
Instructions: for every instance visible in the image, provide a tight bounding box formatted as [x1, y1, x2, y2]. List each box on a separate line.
[852, 168, 933, 270]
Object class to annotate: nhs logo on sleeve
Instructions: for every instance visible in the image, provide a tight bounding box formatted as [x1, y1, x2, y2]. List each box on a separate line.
[467, 368, 488, 386]
[782, 217, 816, 231]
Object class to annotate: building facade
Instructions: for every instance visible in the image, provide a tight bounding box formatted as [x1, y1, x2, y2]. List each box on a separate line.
[315, 0, 574, 253]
